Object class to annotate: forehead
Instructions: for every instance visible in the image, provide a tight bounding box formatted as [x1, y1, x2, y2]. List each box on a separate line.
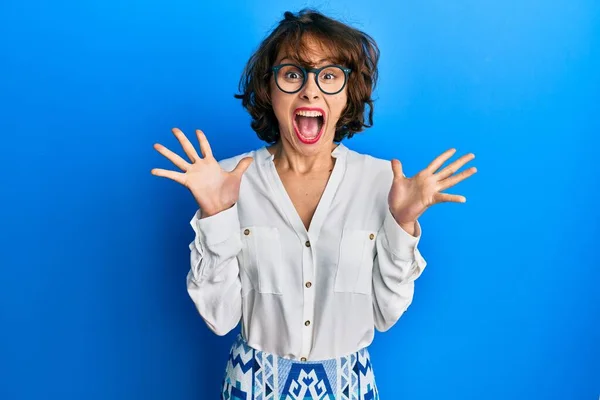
[275, 34, 344, 66]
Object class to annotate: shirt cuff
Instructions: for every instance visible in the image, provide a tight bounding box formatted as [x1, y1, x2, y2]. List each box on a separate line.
[190, 203, 241, 250]
[382, 207, 422, 261]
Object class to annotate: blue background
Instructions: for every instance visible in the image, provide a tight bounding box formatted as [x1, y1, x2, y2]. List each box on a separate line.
[1, 0, 598, 399]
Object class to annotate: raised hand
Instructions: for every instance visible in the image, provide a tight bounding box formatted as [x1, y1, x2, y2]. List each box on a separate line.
[388, 148, 477, 227]
[151, 128, 253, 217]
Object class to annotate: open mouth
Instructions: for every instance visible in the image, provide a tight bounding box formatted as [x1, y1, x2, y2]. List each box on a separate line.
[293, 108, 325, 144]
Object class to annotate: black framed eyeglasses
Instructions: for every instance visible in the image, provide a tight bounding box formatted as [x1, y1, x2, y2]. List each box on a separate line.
[271, 64, 352, 95]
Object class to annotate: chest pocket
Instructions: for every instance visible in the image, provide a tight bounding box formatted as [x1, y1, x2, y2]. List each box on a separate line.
[334, 228, 377, 295]
[239, 226, 284, 295]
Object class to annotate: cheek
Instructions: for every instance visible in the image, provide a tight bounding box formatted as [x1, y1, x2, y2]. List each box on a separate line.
[329, 92, 348, 119]
[269, 92, 284, 120]
[270, 82, 291, 121]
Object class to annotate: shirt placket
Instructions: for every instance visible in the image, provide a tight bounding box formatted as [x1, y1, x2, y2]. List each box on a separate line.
[300, 236, 315, 361]
[263, 145, 347, 361]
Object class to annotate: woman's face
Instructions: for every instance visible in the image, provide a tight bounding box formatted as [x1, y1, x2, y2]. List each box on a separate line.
[270, 39, 348, 155]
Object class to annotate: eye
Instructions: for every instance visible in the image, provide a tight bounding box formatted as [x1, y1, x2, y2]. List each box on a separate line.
[319, 67, 342, 81]
[285, 71, 302, 80]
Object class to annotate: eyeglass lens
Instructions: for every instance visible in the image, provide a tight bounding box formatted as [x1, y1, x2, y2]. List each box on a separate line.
[275, 65, 346, 94]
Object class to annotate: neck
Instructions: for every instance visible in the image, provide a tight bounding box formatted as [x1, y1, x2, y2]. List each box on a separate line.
[267, 139, 339, 175]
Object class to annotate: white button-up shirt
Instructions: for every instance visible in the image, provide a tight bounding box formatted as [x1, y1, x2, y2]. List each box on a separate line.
[186, 142, 427, 361]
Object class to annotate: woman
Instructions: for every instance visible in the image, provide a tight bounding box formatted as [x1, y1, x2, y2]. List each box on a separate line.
[152, 9, 476, 399]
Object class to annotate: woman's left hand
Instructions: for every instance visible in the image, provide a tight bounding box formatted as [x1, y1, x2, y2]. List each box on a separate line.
[388, 148, 477, 232]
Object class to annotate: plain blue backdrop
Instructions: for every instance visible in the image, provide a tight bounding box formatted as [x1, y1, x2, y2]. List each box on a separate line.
[1, 0, 598, 399]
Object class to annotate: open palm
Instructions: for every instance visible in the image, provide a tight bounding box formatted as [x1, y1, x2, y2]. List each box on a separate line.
[151, 128, 253, 217]
[388, 148, 477, 225]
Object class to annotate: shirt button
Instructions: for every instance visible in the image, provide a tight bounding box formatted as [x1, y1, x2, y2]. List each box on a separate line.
[305, 320, 311, 326]
[305, 240, 311, 247]
[301, 357, 307, 361]
[369, 233, 375, 240]
[244, 229, 250, 236]
[305, 281, 312, 288]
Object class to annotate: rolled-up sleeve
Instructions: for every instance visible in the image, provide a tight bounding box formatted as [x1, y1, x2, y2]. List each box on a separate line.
[186, 203, 243, 336]
[372, 207, 427, 332]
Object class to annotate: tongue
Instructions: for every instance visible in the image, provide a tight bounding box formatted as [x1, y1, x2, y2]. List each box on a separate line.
[297, 116, 320, 138]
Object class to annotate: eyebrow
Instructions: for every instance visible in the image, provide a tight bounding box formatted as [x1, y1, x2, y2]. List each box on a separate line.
[278, 56, 332, 65]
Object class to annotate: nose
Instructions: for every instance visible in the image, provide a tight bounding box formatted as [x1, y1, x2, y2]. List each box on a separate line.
[300, 72, 320, 100]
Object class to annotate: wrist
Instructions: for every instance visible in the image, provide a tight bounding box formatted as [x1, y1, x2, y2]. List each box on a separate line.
[399, 221, 417, 236]
[389, 207, 417, 236]
[200, 202, 235, 219]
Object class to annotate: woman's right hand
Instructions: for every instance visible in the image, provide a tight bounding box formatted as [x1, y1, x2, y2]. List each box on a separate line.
[151, 128, 254, 218]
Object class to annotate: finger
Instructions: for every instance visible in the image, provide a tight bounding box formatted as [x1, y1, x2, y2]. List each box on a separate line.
[436, 153, 476, 180]
[391, 159, 404, 179]
[150, 168, 186, 185]
[434, 192, 466, 204]
[232, 156, 254, 178]
[196, 129, 213, 159]
[172, 128, 201, 162]
[426, 148, 457, 174]
[153, 143, 190, 171]
[438, 167, 477, 191]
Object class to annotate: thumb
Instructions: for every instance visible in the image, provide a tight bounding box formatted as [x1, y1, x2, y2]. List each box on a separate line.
[391, 159, 404, 179]
[233, 156, 254, 177]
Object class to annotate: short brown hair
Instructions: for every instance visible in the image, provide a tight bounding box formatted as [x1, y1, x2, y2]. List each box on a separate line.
[234, 9, 380, 143]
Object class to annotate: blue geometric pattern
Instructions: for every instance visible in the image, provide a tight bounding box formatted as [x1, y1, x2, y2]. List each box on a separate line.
[220, 334, 379, 399]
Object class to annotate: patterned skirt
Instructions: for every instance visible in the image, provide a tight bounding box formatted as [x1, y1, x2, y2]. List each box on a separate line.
[221, 333, 380, 400]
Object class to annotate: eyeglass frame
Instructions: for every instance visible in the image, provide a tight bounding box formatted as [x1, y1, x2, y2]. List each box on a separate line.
[271, 63, 352, 95]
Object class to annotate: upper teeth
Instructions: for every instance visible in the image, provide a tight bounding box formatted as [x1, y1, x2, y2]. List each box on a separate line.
[296, 110, 323, 117]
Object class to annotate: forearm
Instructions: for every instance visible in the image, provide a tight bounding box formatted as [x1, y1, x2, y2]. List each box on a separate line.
[187, 203, 244, 335]
[187, 257, 242, 336]
[371, 208, 428, 331]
